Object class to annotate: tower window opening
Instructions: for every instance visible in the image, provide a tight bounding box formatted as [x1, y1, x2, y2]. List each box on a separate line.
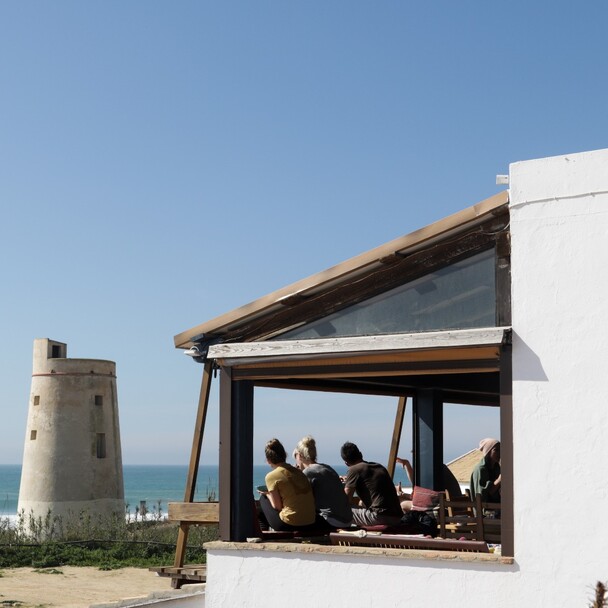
[94, 395, 103, 406]
[96, 433, 106, 459]
[51, 345, 62, 358]
[33, 396, 40, 405]
[30, 430, 37, 440]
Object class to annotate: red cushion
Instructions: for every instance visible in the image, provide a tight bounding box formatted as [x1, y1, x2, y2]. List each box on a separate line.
[411, 485, 443, 512]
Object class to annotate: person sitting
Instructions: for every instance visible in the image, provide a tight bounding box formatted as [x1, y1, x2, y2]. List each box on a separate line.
[293, 436, 353, 528]
[470, 438, 501, 503]
[258, 438, 316, 531]
[341, 441, 403, 527]
[395, 456, 465, 507]
[392, 455, 444, 537]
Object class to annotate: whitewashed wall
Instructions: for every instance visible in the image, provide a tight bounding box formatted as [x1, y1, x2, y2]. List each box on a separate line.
[509, 147, 608, 604]
[205, 547, 518, 607]
[204, 148, 608, 607]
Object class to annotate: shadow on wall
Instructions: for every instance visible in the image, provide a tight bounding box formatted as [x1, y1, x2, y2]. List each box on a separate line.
[512, 331, 548, 382]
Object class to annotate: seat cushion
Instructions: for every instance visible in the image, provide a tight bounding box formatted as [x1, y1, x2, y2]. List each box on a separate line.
[411, 485, 443, 512]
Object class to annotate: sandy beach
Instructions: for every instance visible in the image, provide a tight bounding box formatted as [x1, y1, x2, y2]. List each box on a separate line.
[0, 566, 177, 608]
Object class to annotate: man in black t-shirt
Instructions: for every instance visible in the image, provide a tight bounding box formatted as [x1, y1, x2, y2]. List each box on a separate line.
[341, 442, 403, 527]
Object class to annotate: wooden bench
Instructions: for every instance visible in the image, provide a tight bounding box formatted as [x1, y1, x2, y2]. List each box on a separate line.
[150, 564, 207, 584]
[168, 501, 220, 524]
[329, 532, 489, 553]
[150, 502, 219, 588]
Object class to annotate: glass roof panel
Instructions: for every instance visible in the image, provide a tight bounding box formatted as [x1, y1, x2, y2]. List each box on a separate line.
[275, 248, 496, 340]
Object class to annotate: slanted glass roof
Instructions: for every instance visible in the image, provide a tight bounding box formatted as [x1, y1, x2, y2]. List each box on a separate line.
[174, 191, 509, 350]
[275, 248, 496, 340]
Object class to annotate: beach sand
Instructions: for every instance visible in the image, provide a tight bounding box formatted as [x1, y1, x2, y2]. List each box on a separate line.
[0, 566, 177, 608]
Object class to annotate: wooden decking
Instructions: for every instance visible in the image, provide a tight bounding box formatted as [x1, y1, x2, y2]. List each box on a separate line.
[150, 564, 207, 588]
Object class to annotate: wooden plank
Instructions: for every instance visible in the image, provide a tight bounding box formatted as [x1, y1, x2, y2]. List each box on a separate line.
[387, 396, 407, 478]
[173, 523, 190, 580]
[207, 328, 509, 362]
[252, 379, 499, 407]
[168, 502, 219, 523]
[230, 345, 503, 370]
[231, 359, 500, 381]
[184, 362, 213, 502]
[150, 565, 207, 583]
[174, 362, 213, 570]
[151, 565, 206, 574]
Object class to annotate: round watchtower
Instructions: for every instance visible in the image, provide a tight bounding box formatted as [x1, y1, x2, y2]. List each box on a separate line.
[18, 339, 124, 523]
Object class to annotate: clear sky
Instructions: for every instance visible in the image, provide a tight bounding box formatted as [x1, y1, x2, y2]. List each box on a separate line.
[1, 1, 606, 466]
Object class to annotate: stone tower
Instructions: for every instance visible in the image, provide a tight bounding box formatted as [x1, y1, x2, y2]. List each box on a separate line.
[18, 339, 124, 522]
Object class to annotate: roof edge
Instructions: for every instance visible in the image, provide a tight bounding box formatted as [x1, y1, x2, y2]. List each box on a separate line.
[174, 190, 509, 349]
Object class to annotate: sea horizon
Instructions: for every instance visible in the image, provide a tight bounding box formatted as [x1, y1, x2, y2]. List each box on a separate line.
[1, 463, 413, 519]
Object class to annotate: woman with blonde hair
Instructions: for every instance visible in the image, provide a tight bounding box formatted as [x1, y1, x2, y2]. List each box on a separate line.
[293, 435, 353, 528]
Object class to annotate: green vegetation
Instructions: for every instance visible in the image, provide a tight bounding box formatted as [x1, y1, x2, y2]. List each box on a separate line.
[0, 510, 218, 569]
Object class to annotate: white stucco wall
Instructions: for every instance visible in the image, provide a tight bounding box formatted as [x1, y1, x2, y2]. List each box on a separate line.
[205, 546, 517, 608]
[204, 148, 608, 607]
[509, 147, 608, 603]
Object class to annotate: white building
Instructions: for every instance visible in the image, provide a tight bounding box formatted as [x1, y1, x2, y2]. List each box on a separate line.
[173, 148, 608, 606]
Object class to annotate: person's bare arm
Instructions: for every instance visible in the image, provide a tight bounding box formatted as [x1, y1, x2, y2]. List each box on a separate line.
[344, 485, 361, 506]
[266, 488, 283, 510]
[396, 456, 414, 484]
[258, 487, 283, 511]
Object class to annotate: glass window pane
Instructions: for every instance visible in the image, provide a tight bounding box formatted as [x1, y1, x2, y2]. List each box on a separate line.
[277, 249, 496, 340]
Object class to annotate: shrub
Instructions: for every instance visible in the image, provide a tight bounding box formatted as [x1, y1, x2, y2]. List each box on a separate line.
[0, 510, 217, 569]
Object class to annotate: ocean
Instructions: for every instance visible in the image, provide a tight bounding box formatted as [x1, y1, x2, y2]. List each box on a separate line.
[0, 464, 257, 518]
[0, 463, 413, 519]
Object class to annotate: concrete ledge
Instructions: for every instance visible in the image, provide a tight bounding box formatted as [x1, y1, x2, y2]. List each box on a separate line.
[89, 583, 205, 608]
[204, 540, 514, 565]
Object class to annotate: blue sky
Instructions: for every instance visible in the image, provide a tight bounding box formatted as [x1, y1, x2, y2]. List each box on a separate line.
[1, 1, 605, 466]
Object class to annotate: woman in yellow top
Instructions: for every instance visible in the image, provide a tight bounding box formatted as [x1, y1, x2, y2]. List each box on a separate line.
[258, 438, 316, 531]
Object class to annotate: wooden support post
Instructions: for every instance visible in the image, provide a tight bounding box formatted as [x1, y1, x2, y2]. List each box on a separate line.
[172, 361, 213, 586]
[387, 396, 407, 478]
